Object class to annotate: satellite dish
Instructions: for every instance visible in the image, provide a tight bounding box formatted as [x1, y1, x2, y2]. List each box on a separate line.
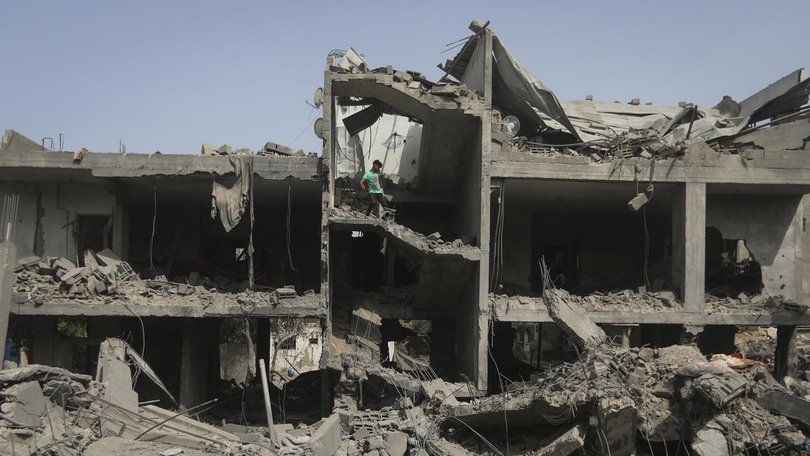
[313, 88, 324, 108]
[503, 115, 521, 137]
[314, 118, 325, 140]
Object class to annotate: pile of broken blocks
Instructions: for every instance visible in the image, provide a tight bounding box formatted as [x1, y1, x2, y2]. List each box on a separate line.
[0, 339, 281, 455]
[15, 249, 136, 299]
[421, 343, 808, 455]
[14, 250, 305, 309]
[200, 141, 318, 158]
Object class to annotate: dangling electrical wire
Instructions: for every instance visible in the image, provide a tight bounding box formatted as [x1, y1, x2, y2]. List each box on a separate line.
[149, 184, 157, 270]
[490, 179, 506, 291]
[635, 166, 655, 291]
[286, 177, 298, 272]
[248, 157, 255, 290]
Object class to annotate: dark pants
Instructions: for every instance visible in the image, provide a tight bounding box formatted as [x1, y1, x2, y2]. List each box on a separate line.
[366, 193, 388, 216]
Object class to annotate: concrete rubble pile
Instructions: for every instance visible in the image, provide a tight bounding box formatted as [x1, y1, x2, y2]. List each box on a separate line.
[13, 249, 307, 308]
[493, 288, 682, 313]
[0, 338, 287, 455]
[5, 337, 810, 455]
[331, 47, 481, 107]
[419, 343, 808, 455]
[200, 142, 318, 158]
[305, 281, 810, 455]
[304, 332, 810, 455]
[14, 249, 136, 299]
[331, 206, 476, 253]
[706, 292, 807, 315]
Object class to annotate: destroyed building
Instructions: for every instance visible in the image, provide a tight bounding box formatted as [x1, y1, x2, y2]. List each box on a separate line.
[1, 19, 810, 455]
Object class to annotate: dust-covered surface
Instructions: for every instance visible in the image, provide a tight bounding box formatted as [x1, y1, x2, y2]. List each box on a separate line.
[83, 436, 213, 456]
[421, 343, 805, 455]
[705, 292, 807, 315]
[330, 206, 478, 256]
[492, 288, 682, 314]
[12, 250, 319, 314]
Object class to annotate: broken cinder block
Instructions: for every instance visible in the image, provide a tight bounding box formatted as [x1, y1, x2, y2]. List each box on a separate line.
[0, 380, 47, 427]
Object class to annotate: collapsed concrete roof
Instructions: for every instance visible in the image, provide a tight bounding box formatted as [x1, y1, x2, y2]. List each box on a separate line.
[441, 20, 810, 154]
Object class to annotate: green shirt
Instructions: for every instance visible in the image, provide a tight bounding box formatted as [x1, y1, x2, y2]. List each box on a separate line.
[363, 170, 383, 194]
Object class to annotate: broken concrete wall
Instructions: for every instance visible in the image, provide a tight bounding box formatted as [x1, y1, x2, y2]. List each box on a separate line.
[0, 129, 42, 154]
[0, 180, 114, 260]
[335, 105, 422, 185]
[706, 194, 804, 300]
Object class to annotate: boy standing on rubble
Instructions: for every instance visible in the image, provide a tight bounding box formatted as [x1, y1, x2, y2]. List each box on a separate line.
[360, 159, 390, 216]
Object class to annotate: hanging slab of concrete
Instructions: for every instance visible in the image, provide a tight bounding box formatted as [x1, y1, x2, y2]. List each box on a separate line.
[543, 290, 605, 346]
[738, 68, 808, 119]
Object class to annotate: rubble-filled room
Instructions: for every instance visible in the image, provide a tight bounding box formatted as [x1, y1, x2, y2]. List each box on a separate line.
[490, 179, 681, 311]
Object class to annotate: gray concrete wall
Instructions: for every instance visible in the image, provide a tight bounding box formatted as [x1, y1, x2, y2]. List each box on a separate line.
[706, 194, 804, 301]
[803, 195, 809, 305]
[0, 180, 114, 260]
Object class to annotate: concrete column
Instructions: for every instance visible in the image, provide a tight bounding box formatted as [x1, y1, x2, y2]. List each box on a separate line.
[672, 182, 706, 313]
[180, 318, 218, 408]
[774, 325, 798, 381]
[472, 29, 494, 392]
[0, 241, 17, 365]
[802, 195, 809, 306]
